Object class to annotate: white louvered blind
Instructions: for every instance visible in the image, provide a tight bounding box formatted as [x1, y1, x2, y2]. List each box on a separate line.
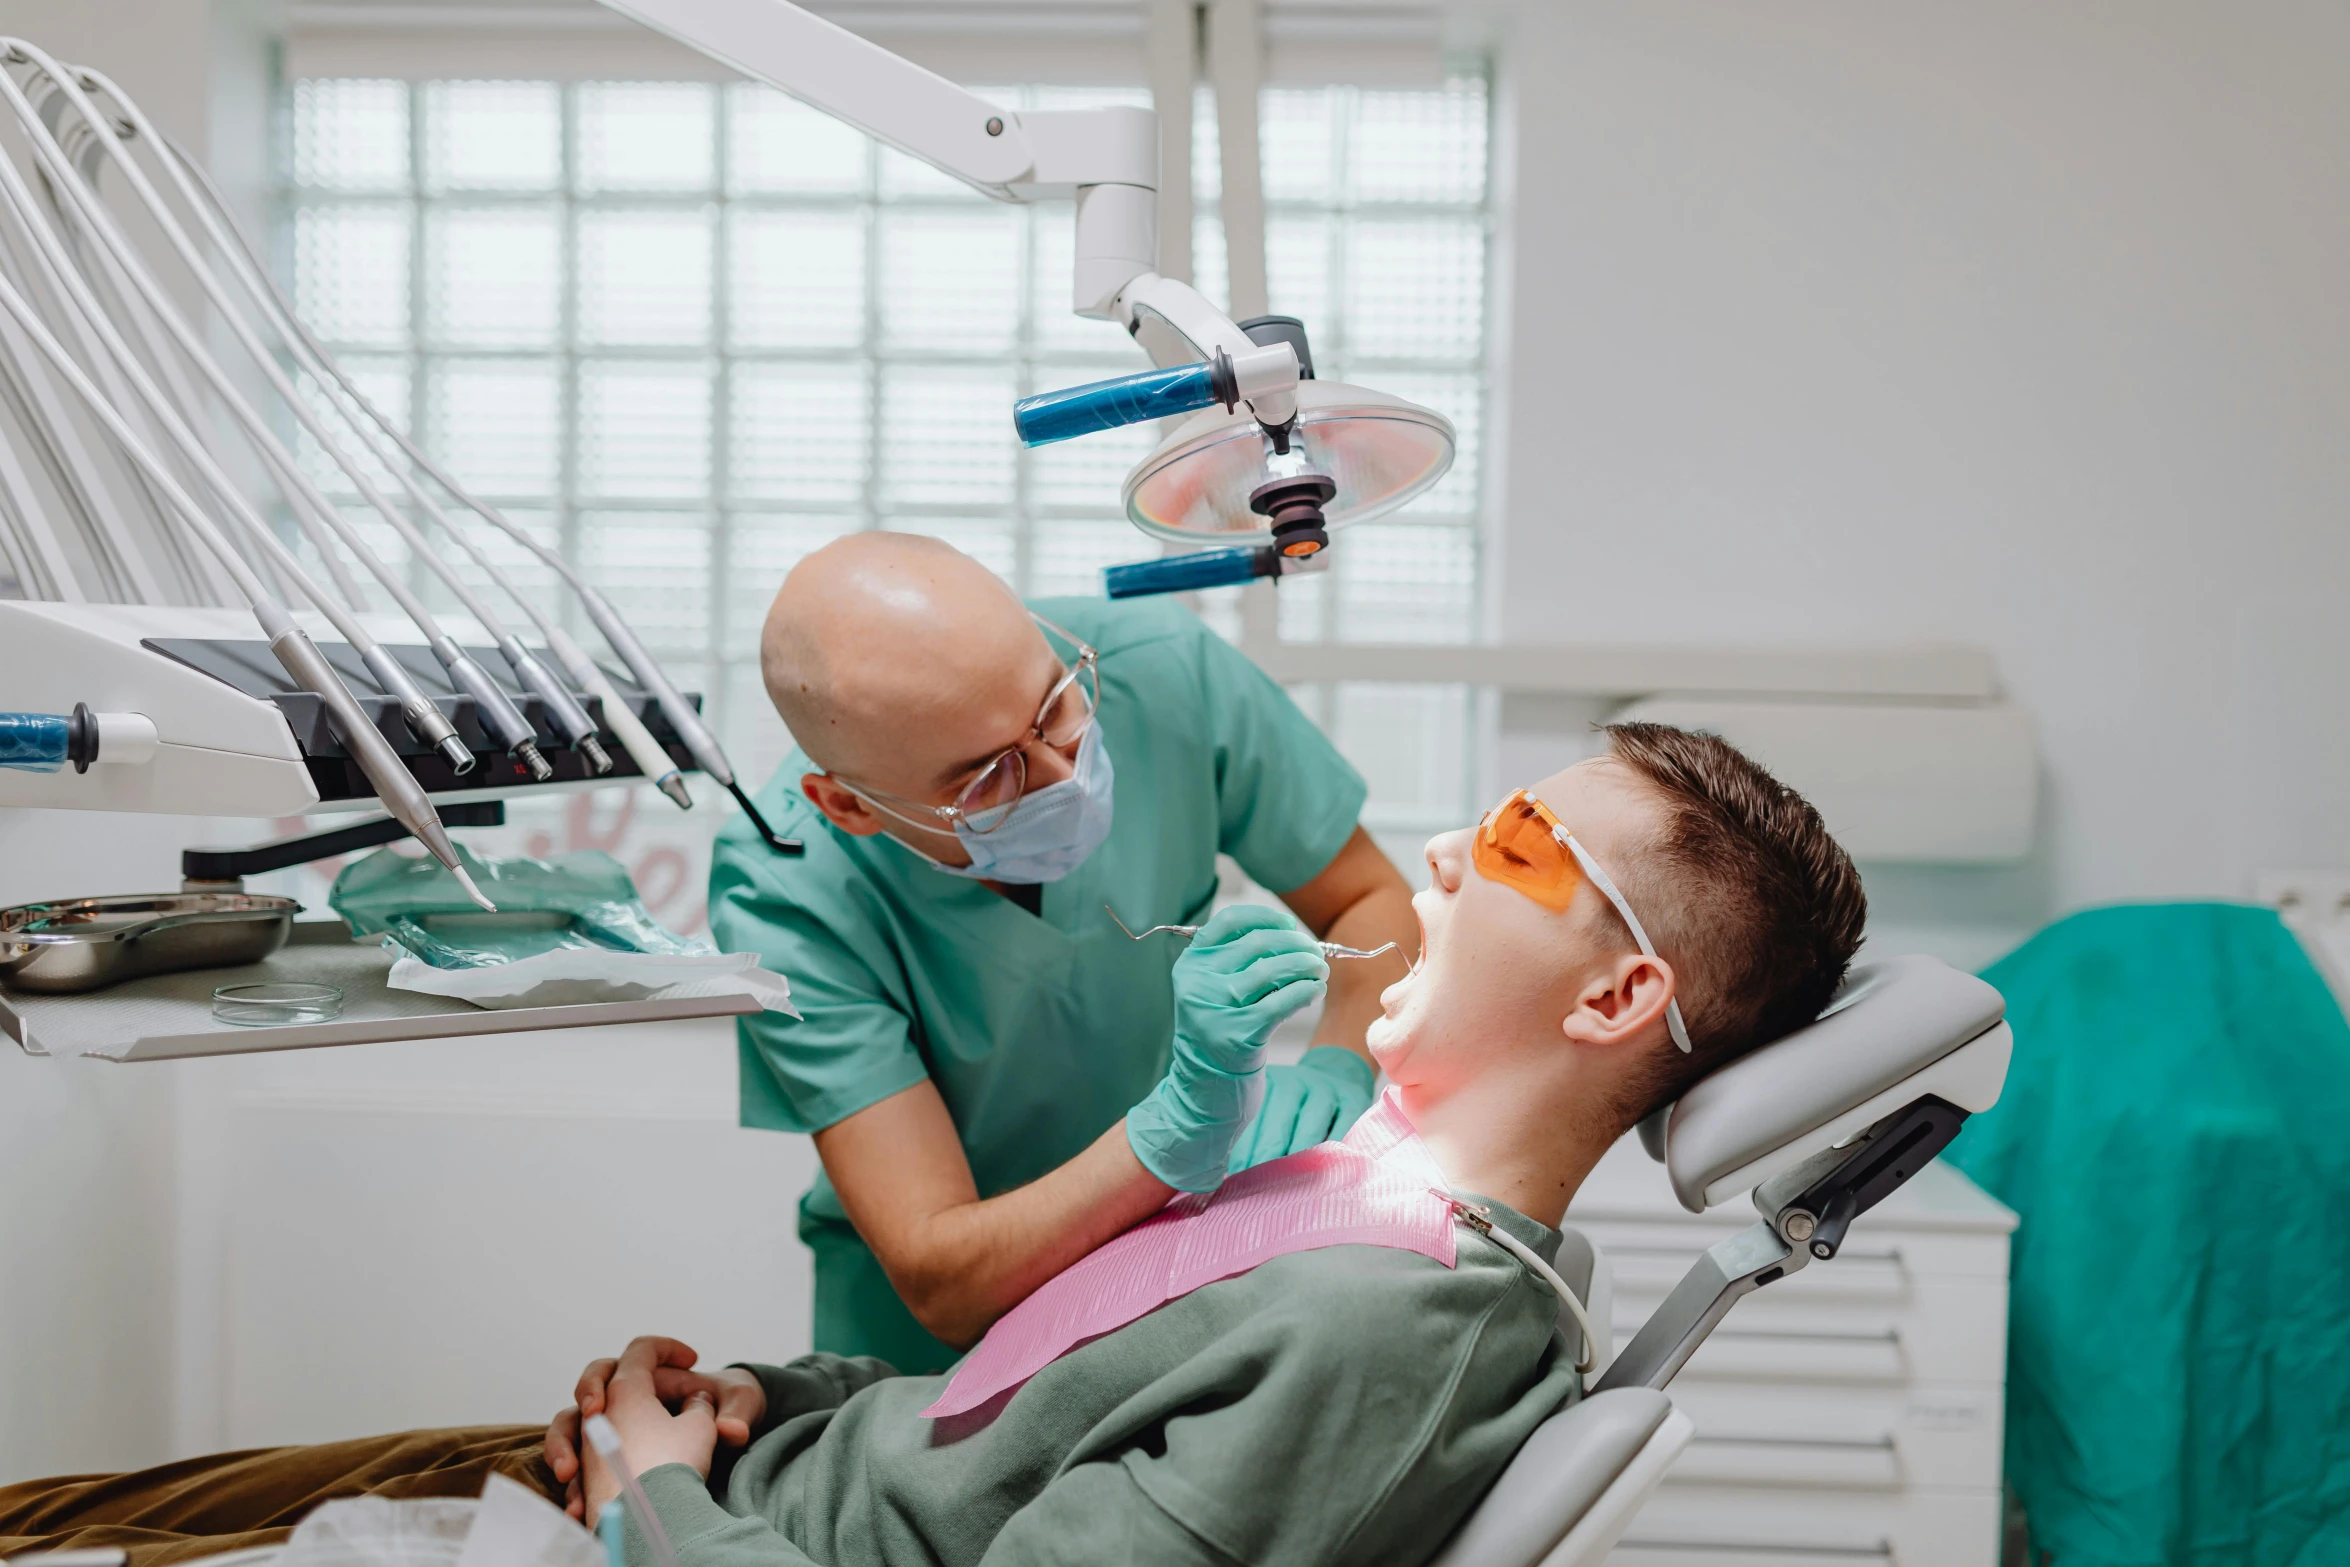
[281, 70, 1492, 923]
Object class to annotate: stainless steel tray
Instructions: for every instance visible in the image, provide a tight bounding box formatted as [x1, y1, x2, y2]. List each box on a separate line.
[1, 922, 765, 1061]
[0, 892, 299, 993]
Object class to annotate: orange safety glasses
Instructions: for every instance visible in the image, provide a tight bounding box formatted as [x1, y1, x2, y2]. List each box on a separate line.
[1472, 789, 1694, 1053]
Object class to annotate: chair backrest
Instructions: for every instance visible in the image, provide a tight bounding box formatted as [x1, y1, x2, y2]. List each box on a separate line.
[1433, 955, 2012, 1567]
[1427, 1387, 1676, 1567]
[1637, 954, 2008, 1211]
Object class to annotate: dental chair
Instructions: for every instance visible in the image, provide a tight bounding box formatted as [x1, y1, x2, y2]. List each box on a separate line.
[122, 958, 2006, 1567]
[1433, 954, 2012, 1567]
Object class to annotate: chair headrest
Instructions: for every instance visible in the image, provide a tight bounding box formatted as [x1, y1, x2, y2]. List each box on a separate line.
[1636, 954, 2007, 1213]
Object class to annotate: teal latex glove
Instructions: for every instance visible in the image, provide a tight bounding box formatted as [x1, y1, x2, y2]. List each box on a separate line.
[1127, 904, 1329, 1193]
[1226, 1045, 1378, 1174]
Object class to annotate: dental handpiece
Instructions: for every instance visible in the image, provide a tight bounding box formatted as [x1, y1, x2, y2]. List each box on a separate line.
[145, 129, 703, 815]
[8, 52, 554, 781]
[0, 266, 491, 912]
[0, 107, 475, 778]
[1105, 906, 1398, 961]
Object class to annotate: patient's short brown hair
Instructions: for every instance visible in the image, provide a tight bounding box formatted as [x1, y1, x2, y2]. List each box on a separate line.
[1598, 722, 1868, 1118]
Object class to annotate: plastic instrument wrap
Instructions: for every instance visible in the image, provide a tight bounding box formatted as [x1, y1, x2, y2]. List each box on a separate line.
[331, 847, 795, 1014]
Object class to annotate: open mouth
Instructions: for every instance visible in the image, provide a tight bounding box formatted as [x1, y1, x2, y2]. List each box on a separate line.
[1379, 905, 1431, 1014]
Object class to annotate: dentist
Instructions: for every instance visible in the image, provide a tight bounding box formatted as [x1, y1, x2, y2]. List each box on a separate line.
[710, 531, 1417, 1373]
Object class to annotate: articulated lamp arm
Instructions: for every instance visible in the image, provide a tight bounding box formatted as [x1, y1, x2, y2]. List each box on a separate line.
[597, 0, 1198, 328]
[595, 0, 1290, 406]
[595, 0, 1341, 574]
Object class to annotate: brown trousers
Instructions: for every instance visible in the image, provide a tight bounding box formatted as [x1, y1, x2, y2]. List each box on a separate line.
[0, 1426, 560, 1567]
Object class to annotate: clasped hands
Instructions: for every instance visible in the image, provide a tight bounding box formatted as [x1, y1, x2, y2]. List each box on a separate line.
[544, 1336, 767, 1522]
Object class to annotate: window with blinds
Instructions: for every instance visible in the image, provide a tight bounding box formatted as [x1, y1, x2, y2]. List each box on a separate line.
[281, 71, 1493, 924]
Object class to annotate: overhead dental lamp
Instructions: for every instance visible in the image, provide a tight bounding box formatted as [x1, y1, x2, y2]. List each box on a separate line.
[597, 0, 1456, 596]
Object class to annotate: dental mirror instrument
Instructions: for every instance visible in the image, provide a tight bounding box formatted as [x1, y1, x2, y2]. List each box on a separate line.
[142, 120, 774, 829]
[0, 267, 491, 911]
[581, 1415, 683, 1567]
[1105, 905, 1398, 962]
[1, 46, 555, 781]
[0, 83, 476, 775]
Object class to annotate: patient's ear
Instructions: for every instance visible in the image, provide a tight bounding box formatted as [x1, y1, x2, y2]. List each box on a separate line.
[1561, 953, 1676, 1049]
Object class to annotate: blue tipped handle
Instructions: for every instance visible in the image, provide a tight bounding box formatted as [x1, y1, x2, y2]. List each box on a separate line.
[0, 711, 70, 773]
[1105, 547, 1270, 599]
[1015, 361, 1225, 447]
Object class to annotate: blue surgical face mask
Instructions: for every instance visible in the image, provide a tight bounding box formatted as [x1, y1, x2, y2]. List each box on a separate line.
[863, 721, 1116, 885]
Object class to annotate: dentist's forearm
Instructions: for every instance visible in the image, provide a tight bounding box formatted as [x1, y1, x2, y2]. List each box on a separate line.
[888, 1128, 1173, 1347]
[818, 1085, 1173, 1349]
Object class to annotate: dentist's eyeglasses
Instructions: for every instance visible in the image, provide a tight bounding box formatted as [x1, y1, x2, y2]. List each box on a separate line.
[838, 615, 1098, 836]
[1474, 789, 1695, 1053]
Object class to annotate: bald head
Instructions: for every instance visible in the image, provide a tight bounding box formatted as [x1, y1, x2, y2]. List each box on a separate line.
[762, 532, 1051, 789]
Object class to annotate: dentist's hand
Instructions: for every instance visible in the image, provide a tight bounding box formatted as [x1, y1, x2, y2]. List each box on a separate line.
[1126, 904, 1329, 1193]
[1227, 1045, 1377, 1173]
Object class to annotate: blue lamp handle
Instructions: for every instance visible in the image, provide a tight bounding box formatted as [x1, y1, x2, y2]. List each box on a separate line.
[1014, 355, 1234, 447]
[1105, 546, 1276, 599]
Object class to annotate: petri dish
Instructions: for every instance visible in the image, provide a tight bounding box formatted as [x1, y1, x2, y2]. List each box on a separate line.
[212, 980, 345, 1027]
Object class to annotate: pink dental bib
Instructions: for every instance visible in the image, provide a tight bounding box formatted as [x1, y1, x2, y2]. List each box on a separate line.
[921, 1088, 1456, 1419]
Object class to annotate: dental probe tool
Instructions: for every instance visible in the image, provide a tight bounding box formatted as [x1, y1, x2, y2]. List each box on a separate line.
[145, 126, 727, 820]
[0, 49, 554, 782]
[1105, 906, 1400, 961]
[0, 269, 491, 911]
[0, 77, 476, 776]
[581, 1416, 683, 1567]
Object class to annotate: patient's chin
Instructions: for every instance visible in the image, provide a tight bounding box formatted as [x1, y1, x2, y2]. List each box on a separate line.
[1378, 963, 1421, 1013]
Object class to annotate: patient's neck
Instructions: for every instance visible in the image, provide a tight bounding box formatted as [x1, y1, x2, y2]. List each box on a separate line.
[1399, 1069, 1620, 1232]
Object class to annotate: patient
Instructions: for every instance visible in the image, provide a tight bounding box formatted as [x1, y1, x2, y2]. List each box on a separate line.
[1, 723, 1863, 1567]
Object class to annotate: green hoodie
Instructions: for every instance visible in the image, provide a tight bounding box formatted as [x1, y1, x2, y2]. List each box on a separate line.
[636, 1199, 1579, 1567]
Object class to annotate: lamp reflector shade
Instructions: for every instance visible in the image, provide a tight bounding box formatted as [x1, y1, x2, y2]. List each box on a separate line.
[1121, 380, 1455, 546]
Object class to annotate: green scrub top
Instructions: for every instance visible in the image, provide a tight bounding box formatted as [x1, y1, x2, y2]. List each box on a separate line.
[708, 596, 1368, 1374]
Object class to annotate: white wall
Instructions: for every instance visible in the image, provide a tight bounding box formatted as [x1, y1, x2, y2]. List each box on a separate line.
[166, 1019, 817, 1453]
[0, 0, 243, 1483]
[0, 811, 205, 1481]
[1490, 0, 2350, 968]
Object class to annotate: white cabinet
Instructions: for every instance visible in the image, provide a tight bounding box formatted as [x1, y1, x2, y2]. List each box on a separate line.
[1569, 1137, 2016, 1567]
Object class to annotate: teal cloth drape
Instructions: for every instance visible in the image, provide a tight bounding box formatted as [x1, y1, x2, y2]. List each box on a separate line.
[1946, 903, 2350, 1566]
